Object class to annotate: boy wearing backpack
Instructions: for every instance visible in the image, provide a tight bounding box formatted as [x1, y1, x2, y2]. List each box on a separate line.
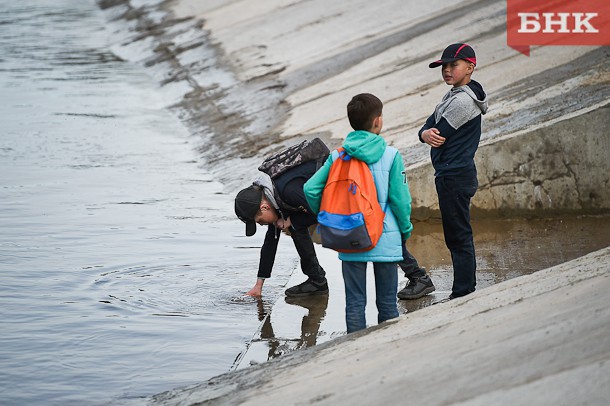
[303, 93, 413, 333]
[235, 160, 328, 298]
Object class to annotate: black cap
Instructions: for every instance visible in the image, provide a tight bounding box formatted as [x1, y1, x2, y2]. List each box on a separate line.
[235, 185, 263, 236]
[429, 43, 477, 68]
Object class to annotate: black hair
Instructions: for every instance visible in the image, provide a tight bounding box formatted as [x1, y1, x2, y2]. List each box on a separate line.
[347, 93, 383, 131]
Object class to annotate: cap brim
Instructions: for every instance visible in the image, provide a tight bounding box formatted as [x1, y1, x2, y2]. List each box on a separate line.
[429, 57, 459, 68]
[245, 221, 257, 236]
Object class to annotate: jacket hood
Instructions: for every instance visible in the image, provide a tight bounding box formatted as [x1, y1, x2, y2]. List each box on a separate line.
[343, 130, 387, 164]
[253, 173, 280, 209]
[461, 80, 488, 114]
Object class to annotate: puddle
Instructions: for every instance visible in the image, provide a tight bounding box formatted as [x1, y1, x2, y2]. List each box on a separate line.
[234, 215, 610, 367]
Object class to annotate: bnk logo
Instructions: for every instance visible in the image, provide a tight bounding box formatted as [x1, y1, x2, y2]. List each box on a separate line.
[518, 12, 599, 33]
[507, 0, 610, 55]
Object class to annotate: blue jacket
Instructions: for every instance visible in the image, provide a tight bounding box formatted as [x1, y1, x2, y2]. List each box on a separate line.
[304, 131, 412, 262]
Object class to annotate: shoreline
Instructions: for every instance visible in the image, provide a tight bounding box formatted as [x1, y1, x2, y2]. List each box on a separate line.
[128, 247, 610, 405]
[231, 214, 610, 369]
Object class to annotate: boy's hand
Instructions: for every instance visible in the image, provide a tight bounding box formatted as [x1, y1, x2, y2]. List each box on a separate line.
[275, 217, 292, 231]
[422, 128, 446, 148]
[246, 279, 264, 297]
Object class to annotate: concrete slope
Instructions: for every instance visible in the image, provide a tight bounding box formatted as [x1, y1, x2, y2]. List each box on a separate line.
[98, 0, 610, 216]
[148, 247, 610, 405]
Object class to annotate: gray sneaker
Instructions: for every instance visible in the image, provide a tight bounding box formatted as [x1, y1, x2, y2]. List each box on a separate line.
[397, 275, 435, 300]
[285, 278, 329, 297]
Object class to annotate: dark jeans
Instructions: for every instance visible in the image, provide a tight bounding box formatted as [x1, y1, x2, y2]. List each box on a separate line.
[290, 227, 326, 281]
[435, 170, 478, 297]
[397, 243, 425, 279]
[342, 261, 398, 333]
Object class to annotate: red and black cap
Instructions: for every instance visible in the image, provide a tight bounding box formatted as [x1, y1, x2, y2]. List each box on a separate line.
[235, 185, 263, 236]
[429, 43, 476, 68]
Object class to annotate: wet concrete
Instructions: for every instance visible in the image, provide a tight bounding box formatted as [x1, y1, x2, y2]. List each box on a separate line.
[136, 246, 610, 406]
[232, 215, 610, 368]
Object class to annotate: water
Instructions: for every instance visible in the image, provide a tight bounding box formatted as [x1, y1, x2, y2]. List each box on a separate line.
[0, 1, 297, 404]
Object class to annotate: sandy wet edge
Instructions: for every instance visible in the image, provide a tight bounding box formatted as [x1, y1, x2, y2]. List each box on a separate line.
[146, 247, 610, 405]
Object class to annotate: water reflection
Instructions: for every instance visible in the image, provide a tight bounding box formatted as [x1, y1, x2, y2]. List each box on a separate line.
[235, 295, 330, 367]
[283, 296, 329, 349]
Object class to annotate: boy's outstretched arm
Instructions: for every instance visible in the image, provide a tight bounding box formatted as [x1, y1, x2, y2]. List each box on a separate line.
[246, 278, 265, 297]
[247, 224, 280, 297]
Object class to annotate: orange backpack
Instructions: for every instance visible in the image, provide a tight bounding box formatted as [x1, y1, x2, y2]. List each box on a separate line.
[317, 148, 386, 253]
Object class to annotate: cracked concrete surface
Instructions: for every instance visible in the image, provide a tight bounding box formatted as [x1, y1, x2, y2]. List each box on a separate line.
[474, 103, 610, 215]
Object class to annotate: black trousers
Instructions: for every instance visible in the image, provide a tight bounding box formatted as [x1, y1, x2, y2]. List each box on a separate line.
[435, 170, 478, 297]
[397, 243, 426, 279]
[290, 227, 326, 281]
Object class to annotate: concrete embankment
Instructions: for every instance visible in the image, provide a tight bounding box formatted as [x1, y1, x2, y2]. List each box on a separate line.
[410, 103, 610, 219]
[98, 0, 609, 218]
[145, 247, 610, 405]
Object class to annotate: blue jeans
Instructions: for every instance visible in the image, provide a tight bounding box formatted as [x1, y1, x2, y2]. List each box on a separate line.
[341, 261, 399, 333]
[435, 170, 478, 297]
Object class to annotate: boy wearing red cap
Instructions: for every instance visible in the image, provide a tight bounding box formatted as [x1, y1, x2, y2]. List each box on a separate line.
[420, 43, 488, 299]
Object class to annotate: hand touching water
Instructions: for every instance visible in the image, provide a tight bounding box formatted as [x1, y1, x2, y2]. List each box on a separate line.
[246, 278, 264, 297]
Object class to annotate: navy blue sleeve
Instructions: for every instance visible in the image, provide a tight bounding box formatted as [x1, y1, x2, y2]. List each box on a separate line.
[257, 225, 279, 279]
[418, 113, 436, 142]
[434, 116, 457, 139]
[419, 114, 457, 141]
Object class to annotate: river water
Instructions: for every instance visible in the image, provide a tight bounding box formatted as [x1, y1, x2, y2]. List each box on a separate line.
[0, 1, 296, 404]
[2, 1, 610, 405]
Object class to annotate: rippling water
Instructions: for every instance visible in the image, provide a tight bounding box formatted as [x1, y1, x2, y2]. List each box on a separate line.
[0, 1, 297, 404]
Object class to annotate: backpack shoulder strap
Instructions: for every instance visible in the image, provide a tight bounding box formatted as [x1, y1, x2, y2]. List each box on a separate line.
[330, 148, 341, 162]
[271, 181, 308, 215]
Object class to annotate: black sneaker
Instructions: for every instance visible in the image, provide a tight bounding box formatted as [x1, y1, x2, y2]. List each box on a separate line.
[285, 278, 329, 297]
[397, 275, 435, 300]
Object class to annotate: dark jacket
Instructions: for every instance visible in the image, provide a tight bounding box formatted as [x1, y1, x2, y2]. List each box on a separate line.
[419, 80, 488, 177]
[257, 161, 318, 278]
